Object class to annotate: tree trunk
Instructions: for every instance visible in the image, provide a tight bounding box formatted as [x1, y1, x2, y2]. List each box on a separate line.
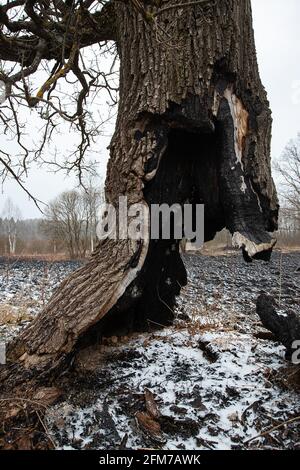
[8, 229, 17, 255]
[1, 0, 278, 384]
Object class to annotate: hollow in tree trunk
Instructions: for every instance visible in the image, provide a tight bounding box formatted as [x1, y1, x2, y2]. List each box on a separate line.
[1, 0, 278, 385]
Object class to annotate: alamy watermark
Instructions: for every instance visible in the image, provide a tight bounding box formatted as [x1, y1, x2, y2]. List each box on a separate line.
[291, 340, 300, 365]
[96, 197, 204, 248]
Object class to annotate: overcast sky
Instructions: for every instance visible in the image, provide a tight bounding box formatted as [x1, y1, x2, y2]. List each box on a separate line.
[1, 0, 300, 219]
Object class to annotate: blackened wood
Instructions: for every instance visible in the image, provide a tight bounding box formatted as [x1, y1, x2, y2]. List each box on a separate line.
[256, 294, 300, 359]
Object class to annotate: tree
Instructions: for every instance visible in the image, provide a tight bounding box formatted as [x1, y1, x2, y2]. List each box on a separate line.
[44, 190, 89, 258]
[0, 0, 278, 384]
[82, 179, 105, 253]
[275, 134, 300, 230]
[1, 198, 21, 255]
[43, 186, 104, 258]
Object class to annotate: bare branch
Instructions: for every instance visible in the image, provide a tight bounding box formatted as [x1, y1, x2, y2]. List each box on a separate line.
[0, 1, 118, 205]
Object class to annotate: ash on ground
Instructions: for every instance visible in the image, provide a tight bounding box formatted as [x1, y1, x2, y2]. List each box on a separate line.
[1, 252, 300, 450]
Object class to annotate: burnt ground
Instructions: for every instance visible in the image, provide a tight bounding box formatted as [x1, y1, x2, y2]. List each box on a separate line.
[0, 251, 300, 450]
[0, 258, 83, 342]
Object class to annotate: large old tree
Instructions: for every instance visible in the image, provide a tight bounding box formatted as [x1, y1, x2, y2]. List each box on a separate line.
[0, 0, 278, 384]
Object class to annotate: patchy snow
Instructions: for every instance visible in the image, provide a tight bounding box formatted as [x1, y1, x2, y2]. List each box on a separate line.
[0, 257, 83, 343]
[45, 324, 300, 450]
[0, 252, 300, 450]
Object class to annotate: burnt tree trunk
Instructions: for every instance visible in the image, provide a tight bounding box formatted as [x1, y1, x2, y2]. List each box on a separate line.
[1, 0, 278, 384]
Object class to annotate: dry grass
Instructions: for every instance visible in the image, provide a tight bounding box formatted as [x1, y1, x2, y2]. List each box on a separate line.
[274, 246, 300, 253]
[199, 244, 236, 257]
[0, 253, 70, 262]
[0, 304, 34, 325]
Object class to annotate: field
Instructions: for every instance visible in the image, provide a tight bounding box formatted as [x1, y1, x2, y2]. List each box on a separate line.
[0, 251, 299, 450]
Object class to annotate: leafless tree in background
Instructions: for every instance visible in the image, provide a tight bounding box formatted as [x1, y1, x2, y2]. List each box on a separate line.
[43, 184, 104, 258]
[275, 134, 300, 245]
[276, 135, 300, 224]
[82, 178, 105, 253]
[1, 197, 21, 254]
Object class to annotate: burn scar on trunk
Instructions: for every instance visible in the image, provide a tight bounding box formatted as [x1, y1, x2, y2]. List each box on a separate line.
[216, 88, 276, 260]
[224, 87, 249, 170]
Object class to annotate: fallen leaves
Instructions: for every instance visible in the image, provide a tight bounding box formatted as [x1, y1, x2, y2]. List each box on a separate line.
[145, 388, 161, 420]
[135, 411, 165, 444]
[33, 387, 62, 406]
[135, 389, 165, 445]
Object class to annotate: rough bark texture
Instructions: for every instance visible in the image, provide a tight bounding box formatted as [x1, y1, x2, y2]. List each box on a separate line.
[1, 0, 278, 383]
[256, 294, 300, 360]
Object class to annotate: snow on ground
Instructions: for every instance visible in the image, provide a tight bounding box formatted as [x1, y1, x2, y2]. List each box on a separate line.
[0, 251, 300, 450]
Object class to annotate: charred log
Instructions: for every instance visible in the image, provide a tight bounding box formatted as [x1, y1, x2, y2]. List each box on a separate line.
[256, 294, 300, 360]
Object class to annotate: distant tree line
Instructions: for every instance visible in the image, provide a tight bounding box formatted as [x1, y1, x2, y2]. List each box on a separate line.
[0, 216, 51, 256]
[0, 183, 104, 258]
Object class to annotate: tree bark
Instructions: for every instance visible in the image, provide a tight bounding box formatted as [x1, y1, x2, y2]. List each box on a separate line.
[1, 0, 278, 384]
